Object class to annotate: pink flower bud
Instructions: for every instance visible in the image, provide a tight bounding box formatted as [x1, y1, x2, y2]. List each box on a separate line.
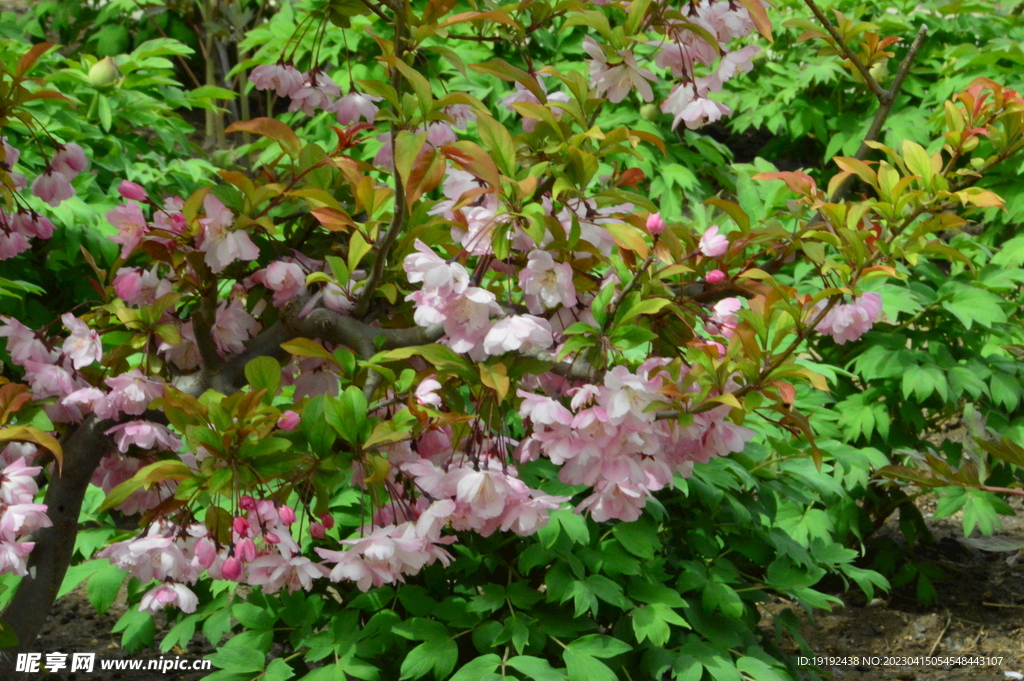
[277, 410, 300, 431]
[235, 538, 256, 562]
[320, 513, 335, 530]
[706, 269, 726, 284]
[278, 505, 296, 525]
[221, 557, 243, 581]
[646, 212, 665, 236]
[239, 495, 256, 511]
[118, 180, 148, 202]
[310, 522, 326, 539]
[113, 268, 143, 302]
[51, 143, 88, 179]
[264, 532, 280, 544]
[232, 517, 250, 537]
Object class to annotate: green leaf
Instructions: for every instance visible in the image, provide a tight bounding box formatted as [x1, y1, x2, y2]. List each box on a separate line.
[476, 113, 516, 177]
[86, 563, 126, 615]
[612, 515, 658, 559]
[264, 658, 295, 681]
[563, 649, 618, 681]
[449, 654, 501, 681]
[233, 602, 277, 631]
[567, 634, 631, 659]
[245, 356, 281, 402]
[507, 656, 569, 681]
[207, 646, 266, 673]
[57, 560, 108, 600]
[399, 637, 458, 680]
[940, 285, 1007, 329]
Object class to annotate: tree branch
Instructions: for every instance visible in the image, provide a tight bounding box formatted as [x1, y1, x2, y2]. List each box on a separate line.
[0, 416, 114, 670]
[803, 0, 889, 103]
[192, 287, 224, 379]
[829, 23, 929, 204]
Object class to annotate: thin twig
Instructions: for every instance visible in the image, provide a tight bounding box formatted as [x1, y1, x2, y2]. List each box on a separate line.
[803, 0, 889, 102]
[825, 23, 928, 205]
[928, 613, 952, 656]
[354, 0, 407, 318]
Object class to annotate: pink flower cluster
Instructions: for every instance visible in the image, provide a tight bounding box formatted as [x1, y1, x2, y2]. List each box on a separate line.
[575, 0, 763, 130]
[404, 240, 559, 357]
[0, 458, 50, 577]
[0, 137, 78, 260]
[249, 64, 381, 125]
[31, 143, 88, 207]
[100, 499, 330, 614]
[814, 292, 882, 345]
[517, 360, 755, 522]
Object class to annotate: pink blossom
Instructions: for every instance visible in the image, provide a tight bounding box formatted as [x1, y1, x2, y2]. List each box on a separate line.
[2, 137, 20, 168]
[288, 70, 342, 115]
[22, 360, 75, 399]
[107, 203, 149, 259]
[31, 170, 74, 207]
[51, 143, 88, 179]
[519, 250, 576, 314]
[277, 410, 300, 430]
[1, 459, 42, 505]
[61, 314, 102, 369]
[102, 370, 164, 417]
[499, 491, 567, 535]
[0, 503, 51, 539]
[0, 231, 30, 259]
[414, 376, 443, 408]
[198, 195, 259, 273]
[517, 391, 573, 426]
[699, 225, 729, 257]
[252, 261, 307, 306]
[0, 540, 34, 576]
[248, 554, 328, 593]
[0, 443, 37, 468]
[332, 91, 381, 125]
[440, 287, 497, 354]
[582, 37, 656, 104]
[11, 211, 54, 239]
[279, 505, 297, 525]
[483, 315, 553, 356]
[310, 522, 326, 539]
[139, 583, 199, 615]
[0, 317, 55, 366]
[404, 240, 468, 291]
[117, 180, 148, 202]
[815, 293, 882, 345]
[212, 300, 259, 355]
[705, 297, 741, 338]
[600, 365, 663, 423]
[250, 63, 305, 97]
[105, 421, 181, 453]
[663, 85, 731, 130]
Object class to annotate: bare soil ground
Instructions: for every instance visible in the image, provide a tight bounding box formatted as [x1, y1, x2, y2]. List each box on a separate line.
[764, 493, 1024, 681]
[29, 592, 213, 681]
